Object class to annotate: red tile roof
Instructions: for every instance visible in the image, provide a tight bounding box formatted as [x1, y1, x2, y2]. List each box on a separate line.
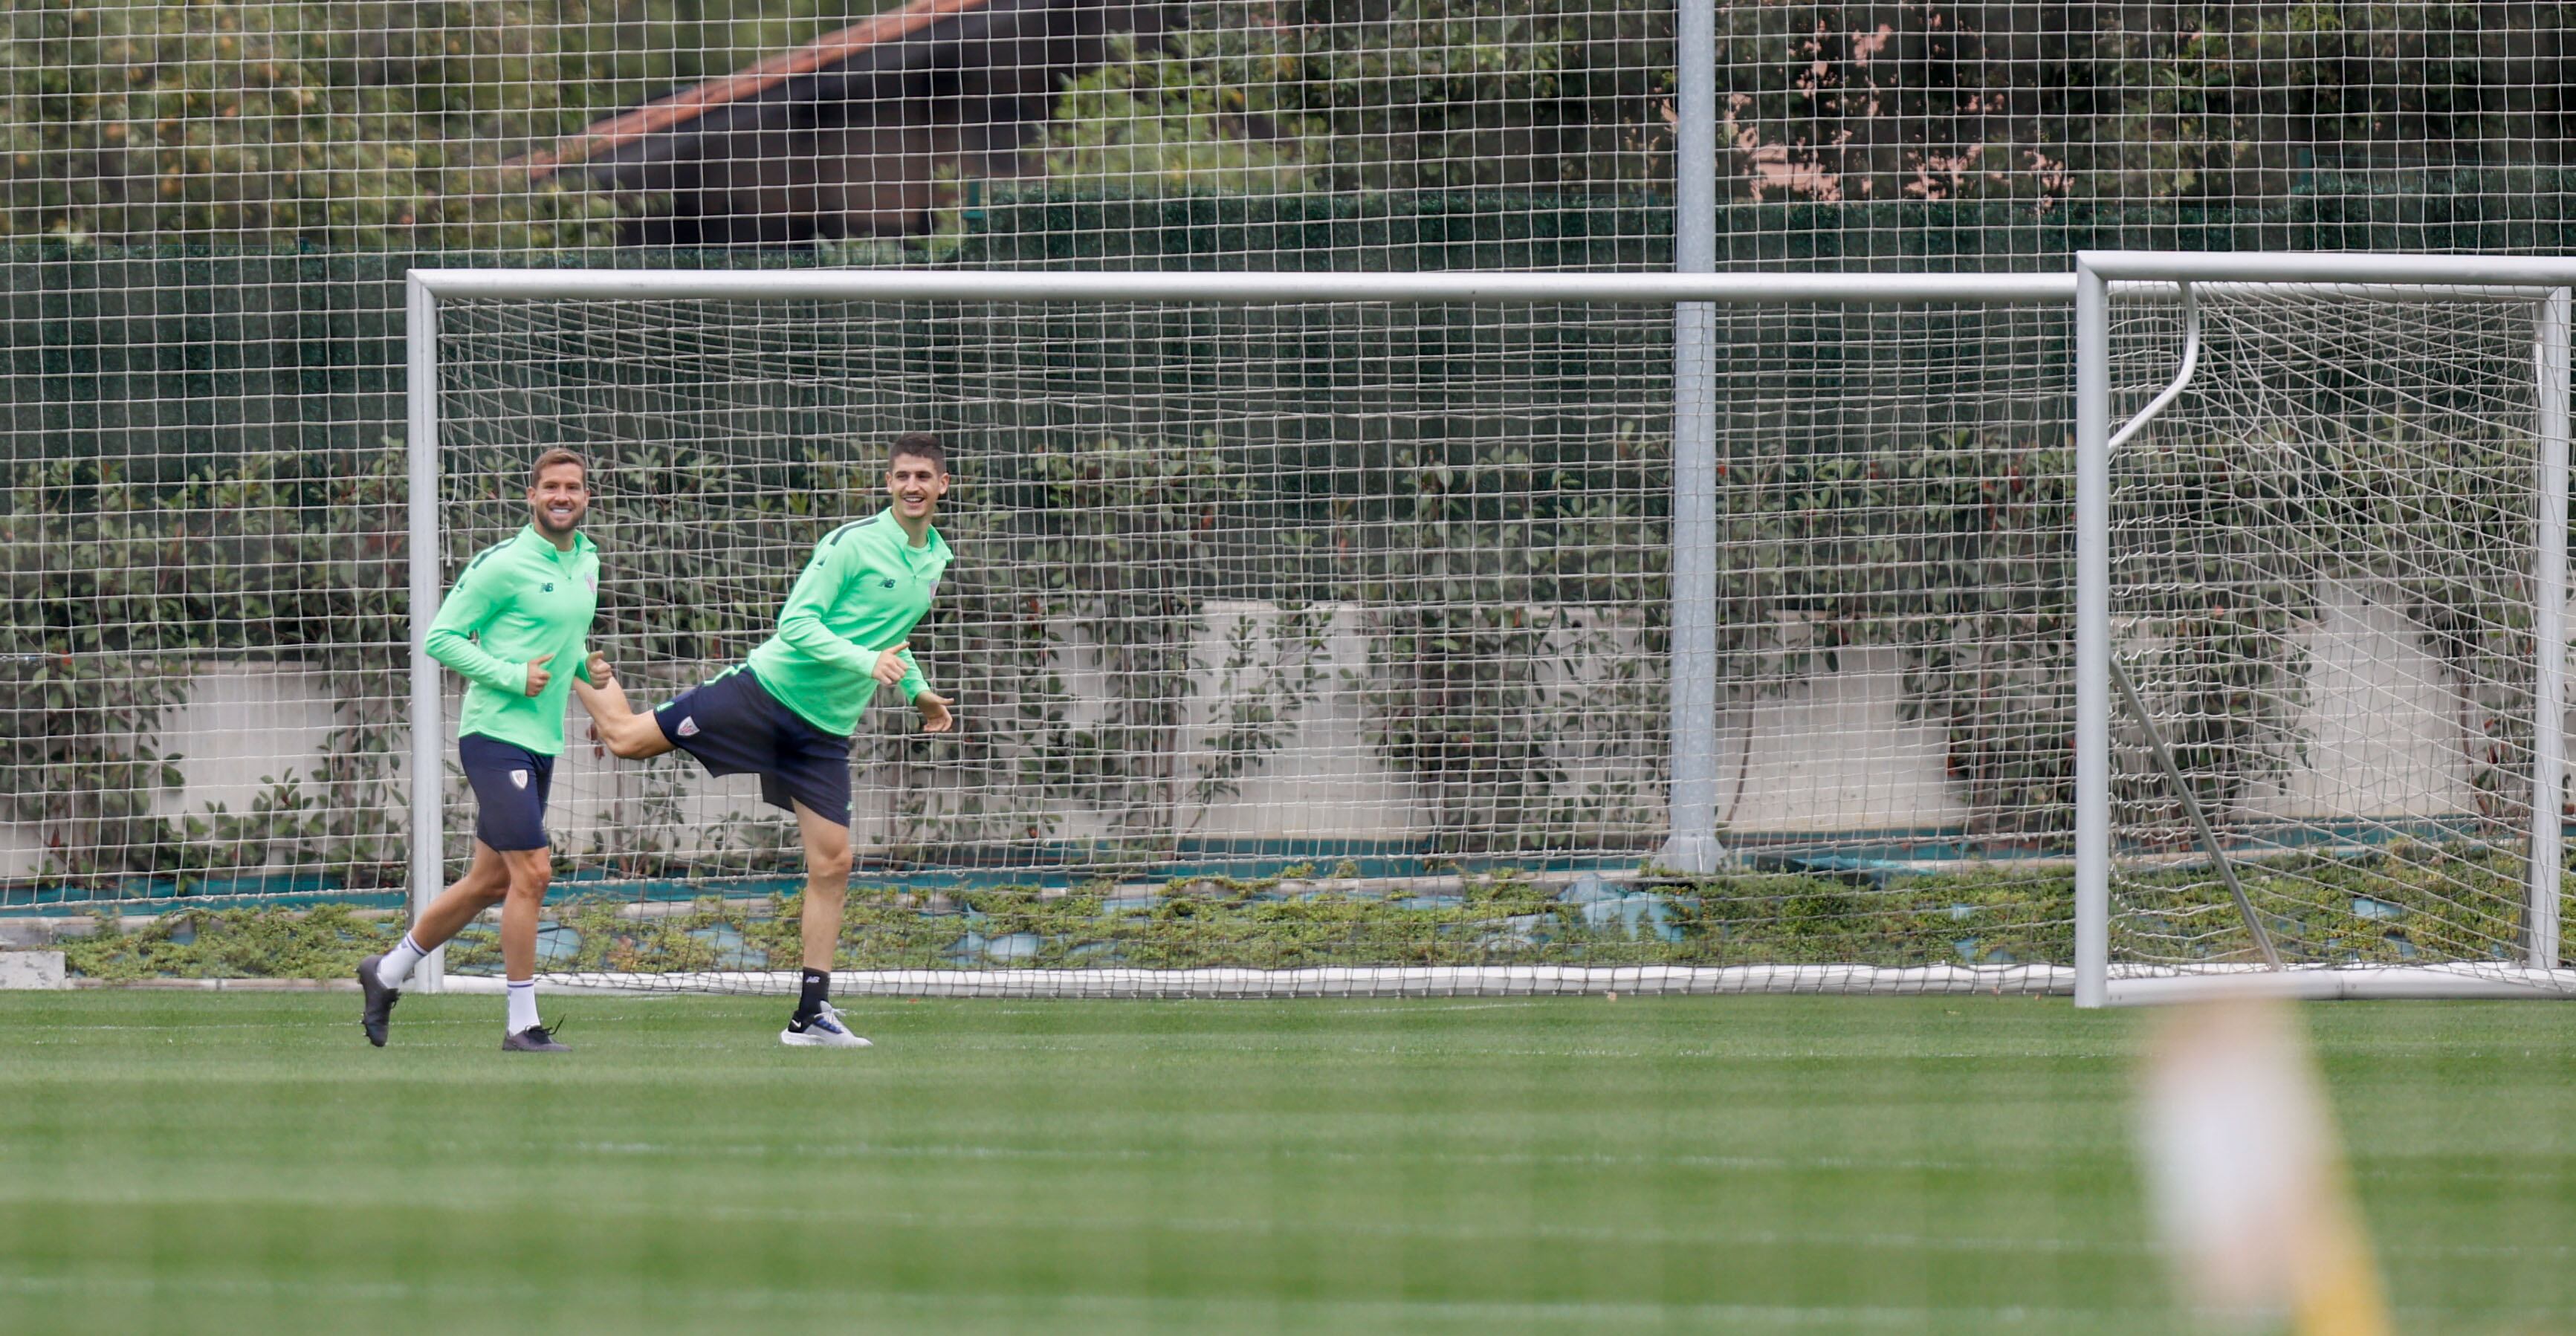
[519, 0, 1000, 180]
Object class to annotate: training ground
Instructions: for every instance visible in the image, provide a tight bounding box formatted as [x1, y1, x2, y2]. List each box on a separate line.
[1, 994, 2570, 1333]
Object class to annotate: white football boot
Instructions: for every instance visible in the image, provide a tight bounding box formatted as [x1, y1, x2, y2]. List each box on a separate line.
[780, 999, 873, 1048]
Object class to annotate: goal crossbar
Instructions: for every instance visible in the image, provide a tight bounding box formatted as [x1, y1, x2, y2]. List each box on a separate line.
[2084, 250, 2576, 288]
[407, 268, 2081, 306]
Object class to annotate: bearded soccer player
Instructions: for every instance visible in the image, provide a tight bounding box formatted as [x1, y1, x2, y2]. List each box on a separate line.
[358, 448, 603, 1053]
[575, 432, 955, 1048]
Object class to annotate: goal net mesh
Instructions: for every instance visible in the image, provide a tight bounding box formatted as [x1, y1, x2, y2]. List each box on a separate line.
[412, 293, 2071, 992]
[2103, 284, 2565, 984]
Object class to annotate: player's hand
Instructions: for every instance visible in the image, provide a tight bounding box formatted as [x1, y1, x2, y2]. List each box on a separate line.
[916, 691, 954, 734]
[873, 643, 910, 687]
[586, 652, 616, 686]
[523, 652, 554, 697]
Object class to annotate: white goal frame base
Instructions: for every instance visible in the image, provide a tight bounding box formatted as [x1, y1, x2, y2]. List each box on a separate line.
[442, 964, 2076, 999]
[441, 963, 2576, 1000]
[2103, 964, 2576, 1005]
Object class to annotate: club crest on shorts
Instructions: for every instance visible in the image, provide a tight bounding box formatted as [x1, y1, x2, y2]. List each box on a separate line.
[676, 716, 700, 737]
[508, 769, 529, 790]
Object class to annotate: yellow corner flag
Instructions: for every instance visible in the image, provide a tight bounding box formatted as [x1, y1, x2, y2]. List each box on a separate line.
[2135, 999, 2392, 1336]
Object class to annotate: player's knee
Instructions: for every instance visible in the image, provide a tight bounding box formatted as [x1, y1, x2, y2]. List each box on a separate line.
[504, 865, 551, 901]
[803, 834, 855, 890]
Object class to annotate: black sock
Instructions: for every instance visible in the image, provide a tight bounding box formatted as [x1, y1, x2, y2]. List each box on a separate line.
[794, 968, 829, 1025]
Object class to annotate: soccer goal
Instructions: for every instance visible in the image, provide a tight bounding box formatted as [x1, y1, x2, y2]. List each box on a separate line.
[2076, 253, 2576, 1005]
[402, 267, 2083, 997]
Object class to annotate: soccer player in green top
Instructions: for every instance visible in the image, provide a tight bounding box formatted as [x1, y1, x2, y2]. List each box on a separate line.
[358, 447, 604, 1053]
[575, 432, 955, 1048]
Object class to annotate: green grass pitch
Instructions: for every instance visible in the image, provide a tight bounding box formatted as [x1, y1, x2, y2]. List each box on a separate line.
[1, 993, 2571, 1334]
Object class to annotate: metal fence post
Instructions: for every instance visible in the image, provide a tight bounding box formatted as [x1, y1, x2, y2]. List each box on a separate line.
[1661, 0, 1724, 873]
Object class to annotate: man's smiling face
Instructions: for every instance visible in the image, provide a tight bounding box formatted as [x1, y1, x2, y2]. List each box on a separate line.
[887, 453, 949, 521]
[529, 461, 589, 536]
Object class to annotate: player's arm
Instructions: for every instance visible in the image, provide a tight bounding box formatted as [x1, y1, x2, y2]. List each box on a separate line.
[873, 643, 950, 731]
[566, 643, 609, 707]
[867, 643, 922, 693]
[771, 539, 881, 678]
[425, 556, 548, 696]
[887, 598, 954, 733]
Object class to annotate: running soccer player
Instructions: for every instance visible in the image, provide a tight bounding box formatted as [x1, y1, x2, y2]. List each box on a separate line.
[573, 432, 954, 1048]
[357, 448, 603, 1054]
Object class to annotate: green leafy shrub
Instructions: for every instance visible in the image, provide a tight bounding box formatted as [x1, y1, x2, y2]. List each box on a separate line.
[60, 901, 401, 979]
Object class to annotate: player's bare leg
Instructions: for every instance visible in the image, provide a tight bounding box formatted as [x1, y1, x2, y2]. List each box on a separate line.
[409, 843, 514, 946]
[491, 846, 568, 1051]
[780, 799, 868, 1048]
[358, 842, 563, 1051]
[360, 842, 511, 1045]
[572, 660, 673, 761]
[793, 800, 853, 972]
[492, 846, 551, 981]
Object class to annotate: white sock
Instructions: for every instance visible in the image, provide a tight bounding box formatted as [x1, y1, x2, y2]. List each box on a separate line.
[378, 933, 427, 989]
[506, 979, 540, 1035]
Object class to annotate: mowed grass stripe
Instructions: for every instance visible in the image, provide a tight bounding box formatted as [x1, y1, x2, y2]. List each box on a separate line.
[0, 1271, 2178, 1334]
[2, 993, 2570, 1334]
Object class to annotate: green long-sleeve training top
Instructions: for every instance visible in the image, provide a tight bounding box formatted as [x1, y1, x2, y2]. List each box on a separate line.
[424, 525, 599, 756]
[744, 510, 950, 737]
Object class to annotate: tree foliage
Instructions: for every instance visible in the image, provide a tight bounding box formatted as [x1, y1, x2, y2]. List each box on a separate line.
[12, 0, 2574, 241]
[0, 0, 858, 245]
[1058, 0, 2576, 208]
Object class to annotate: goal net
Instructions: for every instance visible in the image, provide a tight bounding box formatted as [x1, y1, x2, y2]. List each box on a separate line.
[2083, 256, 2575, 1002]
[30, 259, 2576, 999]
[401, 270, 2075, 996]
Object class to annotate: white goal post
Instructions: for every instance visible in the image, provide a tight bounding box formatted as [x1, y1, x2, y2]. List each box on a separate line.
[407, 260, 2576, 1005]
[2075, 252, 2576, 1006]
[401, 267, 2079, 998]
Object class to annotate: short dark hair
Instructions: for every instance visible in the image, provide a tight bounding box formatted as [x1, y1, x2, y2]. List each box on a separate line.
[529, 447, 588, 487]
[890, 432, 946, 473]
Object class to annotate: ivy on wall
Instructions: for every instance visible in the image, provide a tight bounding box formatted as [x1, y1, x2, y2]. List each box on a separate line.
[0, 447, 410, 883]
[1, 400, 2555, 886]
[1350, 433, 1668, 852]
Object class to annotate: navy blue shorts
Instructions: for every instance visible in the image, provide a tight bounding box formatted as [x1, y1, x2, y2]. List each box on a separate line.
[459, 734, 554, 852]
[655, 669, 853, 826]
